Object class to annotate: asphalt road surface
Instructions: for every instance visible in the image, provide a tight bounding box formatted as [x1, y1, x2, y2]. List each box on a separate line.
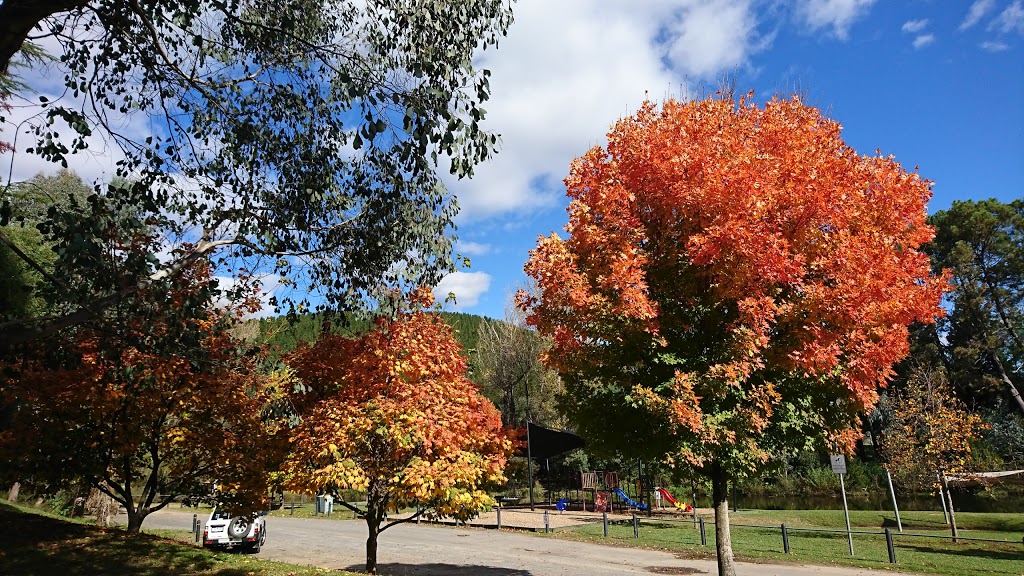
[139, 509, 922, 576]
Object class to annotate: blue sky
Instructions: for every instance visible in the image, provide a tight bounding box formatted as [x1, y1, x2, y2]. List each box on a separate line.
[439, 0, 1024, 319]
[3, 1, 1022, 321]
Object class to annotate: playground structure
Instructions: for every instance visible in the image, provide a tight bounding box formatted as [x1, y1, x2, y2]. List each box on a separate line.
[507, 458, 694, 515]
[571, 471, 653, 512]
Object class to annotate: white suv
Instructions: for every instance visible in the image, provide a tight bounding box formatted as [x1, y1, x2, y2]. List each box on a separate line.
[202, 507, 267, 553]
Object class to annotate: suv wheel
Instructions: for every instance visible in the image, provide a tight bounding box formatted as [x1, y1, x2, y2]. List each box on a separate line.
[227, 516, 251, 538]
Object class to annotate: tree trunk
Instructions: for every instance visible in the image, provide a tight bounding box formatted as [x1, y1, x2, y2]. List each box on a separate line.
[125, 508, 146, 533]
[502, 387, 516, 428]
[990, 350, 1024, 415]
[7, 481, 20, 503]
[939, 472, 959, 542]
[711, 461, 737, 576]
[365, 520, 379, 574]
[364, 495, 383, 574]
[0, 0, 87, 74]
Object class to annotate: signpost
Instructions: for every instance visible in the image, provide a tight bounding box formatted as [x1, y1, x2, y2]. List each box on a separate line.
[885, 467, 903, 532]
[830, 454, 854, 556]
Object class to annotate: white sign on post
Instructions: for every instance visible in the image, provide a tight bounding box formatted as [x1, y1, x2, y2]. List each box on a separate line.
[830, 454, 847, 475]
[830, 454, 855, 555]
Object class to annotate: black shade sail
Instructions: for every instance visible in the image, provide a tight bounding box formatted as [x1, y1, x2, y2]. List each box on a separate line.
[516, 422, 585, 459]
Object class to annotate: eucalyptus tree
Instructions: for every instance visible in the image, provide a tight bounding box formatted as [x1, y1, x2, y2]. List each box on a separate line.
[0, 0, 514, 347]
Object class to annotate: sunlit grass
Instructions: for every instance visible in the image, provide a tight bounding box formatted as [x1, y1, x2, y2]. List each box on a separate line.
[556, 508, 1024, 576]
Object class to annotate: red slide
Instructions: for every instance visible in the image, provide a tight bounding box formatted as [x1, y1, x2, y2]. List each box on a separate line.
[656, 487, 693, 512]
[655, 487, 678, 505]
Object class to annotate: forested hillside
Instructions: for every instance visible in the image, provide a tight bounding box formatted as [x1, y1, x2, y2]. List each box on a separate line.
[251, 311, 487, 368]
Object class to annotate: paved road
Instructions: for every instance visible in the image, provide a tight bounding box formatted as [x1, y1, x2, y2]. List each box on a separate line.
[140, 510, 922, 576]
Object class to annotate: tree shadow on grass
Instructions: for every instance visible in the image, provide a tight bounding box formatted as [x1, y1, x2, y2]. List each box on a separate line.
[0, 503, 252, 576]
[343, 563, 533, 575]
[895, 542, 1024, 563]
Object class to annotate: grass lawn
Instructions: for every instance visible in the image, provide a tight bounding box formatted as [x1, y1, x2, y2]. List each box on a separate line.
[0, 503, 356, 576]
[556, 508, 1024, 576]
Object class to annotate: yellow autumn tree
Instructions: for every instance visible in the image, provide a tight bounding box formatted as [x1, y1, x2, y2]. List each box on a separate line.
[283, 288, 513, 574]
[880, 366, 988, 540]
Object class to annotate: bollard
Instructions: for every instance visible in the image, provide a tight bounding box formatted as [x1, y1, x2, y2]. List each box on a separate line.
[195, 520, 201, 544]
[544, 510, 550, 533]
[885, 528, 896, 564]
[781, 523, 790, 554]
[192, 514, 197, 533]
[603, 512, 608, 538]
[632, 513, 639, 539]
[290, 500, 294, 516]
[496, 506, 501, 530]
[699, 517, 707, 546]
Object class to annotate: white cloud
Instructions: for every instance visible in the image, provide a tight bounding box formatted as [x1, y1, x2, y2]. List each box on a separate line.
[451, 0, 771, 221]
[901, 19, 928, 34]
[980, 40, 1010, 50]
[455, 240, 492, 256]
[433, 271, 492, 310]
[1, 16, 159, 187]
[992, 0, 1024, 34]
[663, 0, 767, 78]
[1, 94, 138, 187]
[795, 0, 876, 40]
[215, 273, 284, 319]
[913, 34, 936, 48]
[960, 0, 995, 30]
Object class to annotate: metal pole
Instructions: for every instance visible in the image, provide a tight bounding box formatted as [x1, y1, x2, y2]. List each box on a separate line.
[603, 511, 608, 537]
[692, 482, 698, 526]
[527, 422, 535, 511]
[840, 473, 854, 556]
[885, 468, 903, 532]
[782, 523, 790, 553]
[496, 506, 501, 530]
[885, 528, 896, 563]
[936, 471, 949, 525]
[632, 512, 639, 539]
[636, 459, 642, 512]
[543, 510, 549, 533]
[699, 517, 707, 546]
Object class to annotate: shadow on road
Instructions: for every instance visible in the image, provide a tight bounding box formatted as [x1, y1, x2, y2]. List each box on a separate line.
[343, 563, 533, 575]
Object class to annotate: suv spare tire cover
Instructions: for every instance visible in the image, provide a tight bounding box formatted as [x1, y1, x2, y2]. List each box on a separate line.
[227, 516, 251, 538]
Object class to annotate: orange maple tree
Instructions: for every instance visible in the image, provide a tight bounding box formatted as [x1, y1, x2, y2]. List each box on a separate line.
[0, 258, 287, 532]
[519, 93, 947, 575]
[283, 288, 513, 574]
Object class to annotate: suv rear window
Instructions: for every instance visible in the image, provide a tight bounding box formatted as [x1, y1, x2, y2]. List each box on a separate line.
[211, 509, 233, 520]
